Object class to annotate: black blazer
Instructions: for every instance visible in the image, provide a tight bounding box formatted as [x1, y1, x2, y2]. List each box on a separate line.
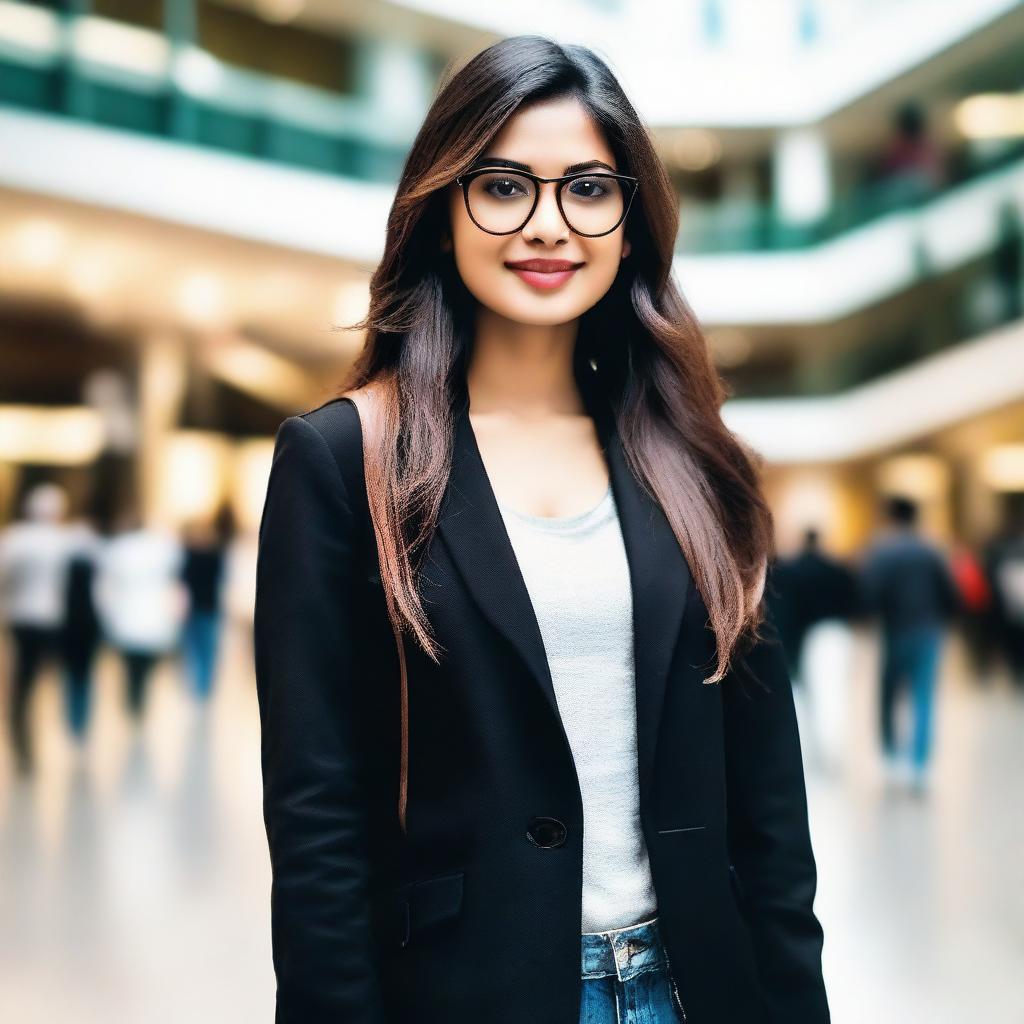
[254, 393, 830, 1024]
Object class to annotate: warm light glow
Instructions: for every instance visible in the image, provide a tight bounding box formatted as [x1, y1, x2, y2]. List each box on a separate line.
[248, 271, 304, 320]
[70, 16, 169, 78]
[772, 469, 850, 555]
[0, 406, 105, 464]
[231, 438, 276, 532]
[9, 219, 66, 270]
[876, 454, 951, 499]
[67, 247, 118, 301]
[980, 444, 1024, 490]
[0, 0, 60, 50]
[256, 0, 306, 24]
[665, 129, 722, 172]
[177, 272, 227, 328]
[332, 280, 370, 333]
[706, 327, 752, 367]
[162, 431, 230, 526]
[203, 339, 312, 410]
[954, 92, 1024, 139]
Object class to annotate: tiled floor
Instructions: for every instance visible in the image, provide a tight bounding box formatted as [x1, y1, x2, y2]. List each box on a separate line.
[1, 621, 1022, 1023]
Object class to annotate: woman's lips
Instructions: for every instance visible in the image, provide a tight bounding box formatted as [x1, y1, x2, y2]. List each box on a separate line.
[507, 266, 580, 290]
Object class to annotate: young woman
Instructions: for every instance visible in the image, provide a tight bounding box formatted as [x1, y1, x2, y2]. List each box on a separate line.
[254, 35, 830, 1024]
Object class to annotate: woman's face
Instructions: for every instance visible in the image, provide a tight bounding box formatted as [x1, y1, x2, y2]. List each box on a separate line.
[445, 96, 632, 327]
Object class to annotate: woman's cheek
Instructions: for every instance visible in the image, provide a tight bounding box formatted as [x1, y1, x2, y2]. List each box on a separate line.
[455, 255, 505, 308]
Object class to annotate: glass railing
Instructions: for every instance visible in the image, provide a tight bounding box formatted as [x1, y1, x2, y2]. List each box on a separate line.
[677, 139, 1024, 253]
[0, 4, 411, 182]
[725, 257, 1023, 399]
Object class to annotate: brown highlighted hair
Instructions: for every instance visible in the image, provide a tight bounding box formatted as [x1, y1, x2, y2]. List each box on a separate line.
[337, 35, 774, 695]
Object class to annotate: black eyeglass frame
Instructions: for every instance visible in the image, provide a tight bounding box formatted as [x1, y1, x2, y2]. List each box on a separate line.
[454, 166, 640, 238]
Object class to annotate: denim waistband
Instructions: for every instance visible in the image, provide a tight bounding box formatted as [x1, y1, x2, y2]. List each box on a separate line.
[580, 915, 668, 982]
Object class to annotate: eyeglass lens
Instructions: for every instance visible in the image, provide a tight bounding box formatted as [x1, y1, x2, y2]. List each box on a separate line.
[466, 171, 630, 235]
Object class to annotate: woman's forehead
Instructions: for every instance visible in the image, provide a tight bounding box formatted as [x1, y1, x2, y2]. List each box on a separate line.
[488, 100, 614, 173]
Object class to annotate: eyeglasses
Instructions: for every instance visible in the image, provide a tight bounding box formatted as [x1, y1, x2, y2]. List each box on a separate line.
[454, 167, 639, 238]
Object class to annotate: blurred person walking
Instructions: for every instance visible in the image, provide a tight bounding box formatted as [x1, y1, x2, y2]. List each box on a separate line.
[860, 496, 961, 795]
[94, 508, 185, 721]
[763, 553, 803, 679]
[179, 509, 230, 703]
[58, 515, 104, 746]
[778, 528, 864, 775]
[0, 483, 72, 774]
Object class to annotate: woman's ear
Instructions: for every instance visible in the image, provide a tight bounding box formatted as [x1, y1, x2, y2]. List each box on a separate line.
[441, 233, 453, 253]
[622, 238, 631, 259]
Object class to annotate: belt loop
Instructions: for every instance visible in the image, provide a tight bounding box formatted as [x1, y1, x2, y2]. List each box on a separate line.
[611, 933, 628, 983]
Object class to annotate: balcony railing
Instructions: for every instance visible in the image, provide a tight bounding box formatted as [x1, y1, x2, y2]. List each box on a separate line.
[2, 2, 1023, 257]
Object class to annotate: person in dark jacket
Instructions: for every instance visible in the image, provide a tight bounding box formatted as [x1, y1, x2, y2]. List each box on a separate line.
[59, 517, 104, 744]
[770, 528, 864, 680]
[773, 529, 865, 772]
[254, 36, 829, 1024]
[860, 496, 961, 795]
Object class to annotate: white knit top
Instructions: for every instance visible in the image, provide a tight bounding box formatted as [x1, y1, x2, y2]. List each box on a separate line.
[495, 484, 659, 934]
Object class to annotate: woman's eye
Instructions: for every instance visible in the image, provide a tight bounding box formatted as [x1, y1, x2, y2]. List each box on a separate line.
[569, 178, 609, 199]
[485, 178, 528, 198]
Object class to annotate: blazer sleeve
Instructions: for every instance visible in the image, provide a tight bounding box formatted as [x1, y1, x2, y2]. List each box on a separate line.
[721, 602, 831, 1024]
[254, 414, 387, 1024]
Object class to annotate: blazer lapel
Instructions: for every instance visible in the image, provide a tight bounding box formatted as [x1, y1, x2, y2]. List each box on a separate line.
[605, 421, 693, 808]
[434, 398, 556, 724]
[435, 393, 692, 807]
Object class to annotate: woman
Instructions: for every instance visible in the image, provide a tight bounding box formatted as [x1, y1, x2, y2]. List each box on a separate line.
[254, 35, 829, 1024]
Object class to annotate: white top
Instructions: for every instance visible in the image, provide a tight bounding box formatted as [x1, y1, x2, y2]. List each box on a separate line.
[0, 521, 95, 627]
[495, 484, 658, 933]
[93, 528, 186, 652]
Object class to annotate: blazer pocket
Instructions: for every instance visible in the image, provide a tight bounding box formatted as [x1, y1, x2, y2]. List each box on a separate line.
[390, 870, 465, 949]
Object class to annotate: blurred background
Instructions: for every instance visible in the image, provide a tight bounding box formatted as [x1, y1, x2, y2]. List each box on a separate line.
[1, 1, 1023, 1021]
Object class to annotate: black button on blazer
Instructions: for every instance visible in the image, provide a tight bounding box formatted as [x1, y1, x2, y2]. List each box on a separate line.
[254, 393, 830, 1024]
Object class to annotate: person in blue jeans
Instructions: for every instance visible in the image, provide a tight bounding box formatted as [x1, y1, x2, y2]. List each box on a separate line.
[580, 916, 687, 1023]
[179, 513, 229, 702]
[861, 495, 961, 795]
[879, 623, 943, 781]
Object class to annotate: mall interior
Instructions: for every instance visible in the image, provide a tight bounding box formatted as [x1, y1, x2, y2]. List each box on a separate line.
[0, 1, 1023, 1021]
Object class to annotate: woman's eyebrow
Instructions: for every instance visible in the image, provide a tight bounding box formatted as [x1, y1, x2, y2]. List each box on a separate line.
[470, 156, 617, 175]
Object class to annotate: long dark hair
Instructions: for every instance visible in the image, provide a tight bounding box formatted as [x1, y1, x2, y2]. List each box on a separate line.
[336, 34, 774, 686]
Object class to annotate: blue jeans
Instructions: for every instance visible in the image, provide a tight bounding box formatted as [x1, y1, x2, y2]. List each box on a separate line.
[182, 610, 222, 701]
[580, 915, 687, 1023]
[63, 664, 94, 739]
[880, 623, 943, 771]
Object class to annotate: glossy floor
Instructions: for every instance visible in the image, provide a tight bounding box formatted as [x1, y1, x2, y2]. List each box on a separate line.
[1, 622, 1021, 1023]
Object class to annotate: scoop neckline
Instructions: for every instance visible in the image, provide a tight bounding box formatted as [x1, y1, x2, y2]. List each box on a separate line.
[497, 484, 613, 529]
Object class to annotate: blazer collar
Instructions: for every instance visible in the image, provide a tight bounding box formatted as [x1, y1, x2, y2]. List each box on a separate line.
[435, 393, 693, 811]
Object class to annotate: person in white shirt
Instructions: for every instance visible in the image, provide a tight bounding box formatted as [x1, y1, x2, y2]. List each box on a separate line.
[0, 484, 73, 773]
[93, 511, 186, 721]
